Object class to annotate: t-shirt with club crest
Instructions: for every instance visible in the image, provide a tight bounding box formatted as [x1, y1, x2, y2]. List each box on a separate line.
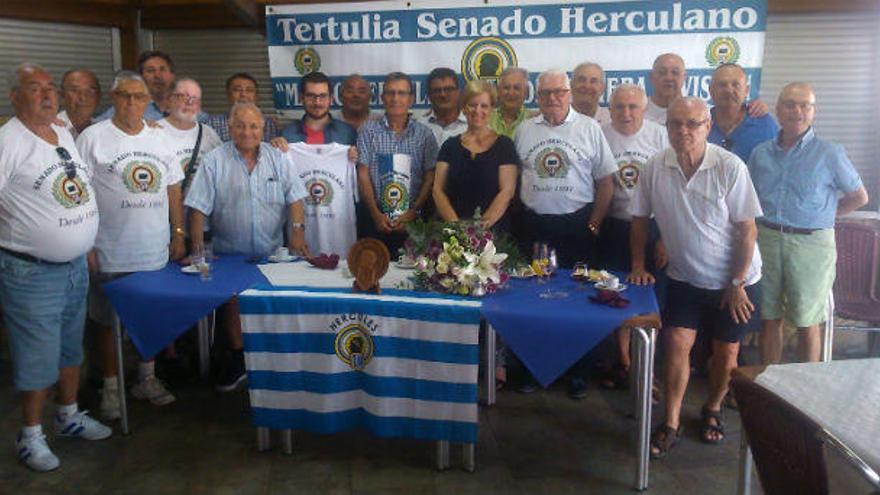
[601, 120, 669, 221]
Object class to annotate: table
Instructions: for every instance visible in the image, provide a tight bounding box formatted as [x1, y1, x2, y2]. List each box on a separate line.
[103, 255, 268, 433]
[734, 360, 880, 494]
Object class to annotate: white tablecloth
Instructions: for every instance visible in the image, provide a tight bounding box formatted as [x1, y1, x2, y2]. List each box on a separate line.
[755, 358, 880, 470]
[258, 260, 414, 289]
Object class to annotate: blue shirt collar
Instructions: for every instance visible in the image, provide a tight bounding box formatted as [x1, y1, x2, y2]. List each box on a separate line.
[774, 126, 816, 151]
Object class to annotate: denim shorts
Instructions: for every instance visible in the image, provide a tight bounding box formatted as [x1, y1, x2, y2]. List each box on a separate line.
[0, 251, 88, 391]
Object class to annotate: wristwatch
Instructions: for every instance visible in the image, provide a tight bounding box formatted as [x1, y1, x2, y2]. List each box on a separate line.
[587, 222, 600, 236]
[731, 278, 746, 288]
[291, 222, 306, 230]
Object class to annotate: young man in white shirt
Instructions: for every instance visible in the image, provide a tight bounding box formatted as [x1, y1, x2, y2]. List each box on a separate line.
[77, 72, 185, 418]
[0, 63, 111, 472]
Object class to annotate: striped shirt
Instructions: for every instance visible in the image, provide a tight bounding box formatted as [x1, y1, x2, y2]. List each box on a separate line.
[184, 141, 306, 256]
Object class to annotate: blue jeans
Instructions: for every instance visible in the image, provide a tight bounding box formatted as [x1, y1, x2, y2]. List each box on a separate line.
[0, 251, 88, 391]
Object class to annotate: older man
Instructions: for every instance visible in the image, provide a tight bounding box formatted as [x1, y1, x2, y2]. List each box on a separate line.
[58, 69, 100, 138]
[206, 73, 278, 142]
[186, 102, 308, 391]
[572, 62, 610, 125]
[708, 64, 778, 162]
[159, 77, 222, 189]
[489, 67, 532, 138]
[336, 74, 380, 130]
[357, 72, 438, 254]
[419, 67, 467, 146]
[0, 63, 110, 472]
[513, 69, 616, 398]
[599, 84, 669, 388]
[629, 97, 763, 457]
[98, 51, 176, 122]
[78, 71, 185, 417]
[280, 71, 356, 146]
[750, 83, 868, 364]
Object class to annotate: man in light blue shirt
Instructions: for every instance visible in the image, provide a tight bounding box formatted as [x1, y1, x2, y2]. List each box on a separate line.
[748, 82, 868, 364]
[185, 102, 308, 392]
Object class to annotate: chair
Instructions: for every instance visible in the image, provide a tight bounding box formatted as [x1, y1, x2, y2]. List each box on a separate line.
[833, 220, 880, 356]
[732, 377, 880, 495]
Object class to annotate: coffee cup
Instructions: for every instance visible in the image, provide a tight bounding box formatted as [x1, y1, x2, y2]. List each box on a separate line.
[275, 246, 289, 259]
[605, 275, 620, 290]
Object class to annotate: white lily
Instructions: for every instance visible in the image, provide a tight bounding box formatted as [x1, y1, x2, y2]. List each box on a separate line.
[462, 240, 508, 284]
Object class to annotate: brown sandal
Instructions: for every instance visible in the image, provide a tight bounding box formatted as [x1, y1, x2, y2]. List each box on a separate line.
[700, 406, 725, 444]
[650, 424, 682, 459]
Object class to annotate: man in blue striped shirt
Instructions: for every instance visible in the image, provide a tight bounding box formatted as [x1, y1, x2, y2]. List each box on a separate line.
[356, 72, 439, 254]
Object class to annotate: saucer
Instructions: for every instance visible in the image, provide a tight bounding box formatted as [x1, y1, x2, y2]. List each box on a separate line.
[268, 254, 296, 263]
[181, 264, 203, 275]
[595, 281, 627, 292]
[394, 259, 417, 269]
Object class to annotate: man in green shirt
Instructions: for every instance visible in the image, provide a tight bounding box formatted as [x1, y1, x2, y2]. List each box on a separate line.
[490, 67, 532, 138]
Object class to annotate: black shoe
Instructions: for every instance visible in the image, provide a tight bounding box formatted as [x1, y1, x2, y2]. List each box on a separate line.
[517, 376, 540, 394]
[215, 354, 247, 392]
[568, 377, 588, 400]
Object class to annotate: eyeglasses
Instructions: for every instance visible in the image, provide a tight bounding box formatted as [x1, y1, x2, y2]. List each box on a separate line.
[429, 86, 458, 96]
[172, 93, 201, 104]
[720, 138, 734, 150]
[666, 119, 709, 131]
[537, 88, 570, 99]
[383, 90, 411, 98]
[56, 147, 77, 180]
[304, 93, 330, 101]
[113, 91, 149, 102]
[780, 100, 815, 111]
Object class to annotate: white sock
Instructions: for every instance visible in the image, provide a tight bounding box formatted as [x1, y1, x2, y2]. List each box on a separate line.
[21, 424, 42, 439]
[138, 361, 155, 382]
[103, 377, 118, 390]
[56, 403, 78, 420]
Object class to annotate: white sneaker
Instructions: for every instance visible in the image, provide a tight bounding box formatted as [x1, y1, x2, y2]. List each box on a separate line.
[100, 386, 122, 420]
[54, 410, 113, 441]
[131, 376, 176, 406]
[16, 431, 60, 472]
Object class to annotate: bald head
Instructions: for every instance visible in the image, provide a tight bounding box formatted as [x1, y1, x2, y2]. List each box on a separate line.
[666, 97, 711, 154]
[10, 63, 58, 125]
[709, 63, 749, 110]
[229, 102, 264, 154]
[650, 53, 686, 106]
[776, 82, 816, 138]
[60, 69, 100, 128]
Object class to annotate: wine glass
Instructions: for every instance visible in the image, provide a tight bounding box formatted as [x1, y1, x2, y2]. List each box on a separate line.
[539, 248, 568, 299]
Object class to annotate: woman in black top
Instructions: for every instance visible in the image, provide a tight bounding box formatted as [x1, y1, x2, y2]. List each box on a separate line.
[432, 80, 519, 231]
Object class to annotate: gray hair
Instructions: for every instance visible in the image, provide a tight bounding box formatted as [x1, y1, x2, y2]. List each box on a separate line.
[778, 82, 815, 104]
[8, 62, 48, 91]
[229, 102, 263, 123]
[573, 62, 605, 80]
[536, 69, 570, 92]
[668, 96, 710, 120]
[110, 70, 147, 92]
[171, 76, 201, 93]
[610, 84, 648, 108]
[499, 66, 529, 81]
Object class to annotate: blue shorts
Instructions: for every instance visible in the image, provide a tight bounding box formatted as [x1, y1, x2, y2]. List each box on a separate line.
[0, 251, 88, 391]
[664, 278, 761, 343]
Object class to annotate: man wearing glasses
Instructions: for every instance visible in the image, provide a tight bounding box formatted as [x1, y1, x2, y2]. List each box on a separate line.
[97, 51, 179, 122]
[707, 63, 778, 162]
[77, 71, 185, 419]
[419, 67, 467, 147]
[0, 63, 111, 472]
[58, 69, 101, 139]
[628, 97, 763, 458]
[749, 83, 868, 364]
[336, 74, 380, 130]
[356, 72, 438, 254]
[206, 73, 278, 143]
[279, 71, 356, 146]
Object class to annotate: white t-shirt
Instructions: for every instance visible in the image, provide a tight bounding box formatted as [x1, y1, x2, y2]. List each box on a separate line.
[77, 119, 183, 273]
[157, 119, 222, 180]
[514, 109, 617, 214]
[630, 144, 763, 290]
[644, 99, 668, 125]
[601, 120, 669, 220]
[0, 118, 98, 262]
[576, 106, 611, 126]
[288, 142, 358, 257]
[418, 110, 467, 147]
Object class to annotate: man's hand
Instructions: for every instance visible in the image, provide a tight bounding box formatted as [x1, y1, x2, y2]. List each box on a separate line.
[372, 211, 394, 234]
[720, 285, 755, 324]
[87, 250, 100, 274]
[270, 136, 289, 153]
[746, 99, 769, 118]
[169, 235, 186, 261]
[627, 267, 655, 286]
[348, 146, 358, 163]
[289, 229, 310, 257]
[392, 209, 418, 231]
[653, 239, 668, 269]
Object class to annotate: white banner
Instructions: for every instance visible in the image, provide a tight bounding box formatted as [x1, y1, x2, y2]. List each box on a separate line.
[265, 0, 767, 111]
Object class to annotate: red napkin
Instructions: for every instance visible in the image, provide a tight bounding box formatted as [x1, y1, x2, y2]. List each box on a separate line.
[589, 289, 630, 308]
[307, 253, 339, 269]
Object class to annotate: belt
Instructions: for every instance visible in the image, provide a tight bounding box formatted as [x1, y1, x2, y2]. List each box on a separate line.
[0, 246, 68, 265]
[758, 220, 818, 235]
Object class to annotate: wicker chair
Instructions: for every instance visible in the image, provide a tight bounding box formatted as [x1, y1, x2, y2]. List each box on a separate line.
[833, 220, 880, 356]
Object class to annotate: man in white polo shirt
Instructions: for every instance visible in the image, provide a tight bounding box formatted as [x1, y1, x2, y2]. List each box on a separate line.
[158, 77, 221, 189]
[0, 63, 111, 472]
[513, 68, 616, 399]
[77, 71, 185, 419]
[628, 97, 762, 458]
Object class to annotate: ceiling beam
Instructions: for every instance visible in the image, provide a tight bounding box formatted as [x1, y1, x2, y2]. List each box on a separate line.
[225, 0, 261, 27]
[141, 4, 250, 29]
[0, 1, 132, 27]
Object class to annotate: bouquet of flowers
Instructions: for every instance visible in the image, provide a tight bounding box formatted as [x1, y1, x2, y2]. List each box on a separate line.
[403, 215, 512, 297]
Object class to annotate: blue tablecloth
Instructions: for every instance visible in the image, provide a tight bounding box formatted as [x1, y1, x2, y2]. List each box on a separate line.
[483, 270, 659, 387]
[103, 255, 268, 359]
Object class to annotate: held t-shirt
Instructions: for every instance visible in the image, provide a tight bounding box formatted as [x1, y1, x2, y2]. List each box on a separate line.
[77, 119, 183, 272]
[0, 118, 98, 262]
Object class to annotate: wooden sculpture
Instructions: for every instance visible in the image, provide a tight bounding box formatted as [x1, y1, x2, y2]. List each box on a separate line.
[347, 238, 390, 294]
